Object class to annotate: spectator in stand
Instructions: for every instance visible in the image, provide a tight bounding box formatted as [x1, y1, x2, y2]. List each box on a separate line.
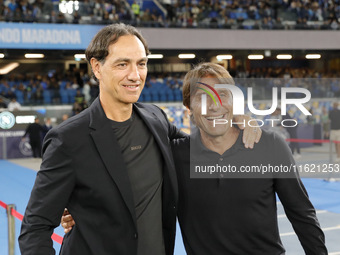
[141, 8, 151, 26]
[56, 11, 66, 23]
[8, 0, 17, 13]
[74, 89, 85, 103]
[71, 77, 80, 90]
[131, 1, 140, 20]
[74, 89, 88, 112]
[49, 77, 60, 104]
[72, 10, 80, 24]
[7, 98, 21, 111]
[165, 3, 175, 26]
[93, 0, 104, 18]
[102, 10, 110, 24]
[326, 11, 339, 29]
[72, 101, 86, 115]
[89, 78, 99, 103]
[32, 84, 44, 105]
[31, 3, 41, 22]
[82, 80, 91, 103]
[109, 8, 119, 22]
[61, 113, 69, 122]
[49, 10, 57, 23]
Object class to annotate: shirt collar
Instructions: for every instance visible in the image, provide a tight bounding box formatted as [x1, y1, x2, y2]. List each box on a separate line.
[191, 126, 246, 157]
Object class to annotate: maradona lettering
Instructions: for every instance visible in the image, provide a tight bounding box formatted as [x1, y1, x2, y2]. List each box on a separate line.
[0, 28, 81, 44]
[22, 29, 81, 44]
[0, 28, 20, 43]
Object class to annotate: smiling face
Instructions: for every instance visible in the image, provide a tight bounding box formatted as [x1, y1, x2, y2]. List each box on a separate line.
[91, 35, 148, 108]
[190, 75, 234, 138]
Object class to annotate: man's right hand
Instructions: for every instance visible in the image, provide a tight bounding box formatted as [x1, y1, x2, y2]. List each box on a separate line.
[61, 208, 75, 234]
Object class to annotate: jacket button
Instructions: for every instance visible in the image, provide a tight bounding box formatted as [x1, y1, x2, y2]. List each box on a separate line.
[134, 233, 138, 239]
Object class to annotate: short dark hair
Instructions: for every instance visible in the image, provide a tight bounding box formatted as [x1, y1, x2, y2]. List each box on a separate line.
[85, 23, 150, 64]
[182, 62, 235, 109]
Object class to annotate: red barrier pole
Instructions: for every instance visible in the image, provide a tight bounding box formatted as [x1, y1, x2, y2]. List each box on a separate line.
[0, 200, 63, 245]
[6, 204, 15, 255]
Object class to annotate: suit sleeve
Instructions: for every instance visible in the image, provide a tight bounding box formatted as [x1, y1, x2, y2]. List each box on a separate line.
[273, 134, 327, 255]
[23, 125, 30, 138]
[158, 106, 188, 140]
[19, 129, 76, 255]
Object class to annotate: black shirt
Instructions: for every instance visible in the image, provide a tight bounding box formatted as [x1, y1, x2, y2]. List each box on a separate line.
[110, 111, 165, 255]
[172, 128, 327, 255]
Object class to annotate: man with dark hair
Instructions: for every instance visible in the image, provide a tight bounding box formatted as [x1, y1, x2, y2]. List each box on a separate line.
[20, 24, 260, 255]
[19, 23, 184, 255]
[175, 63, 326, 254]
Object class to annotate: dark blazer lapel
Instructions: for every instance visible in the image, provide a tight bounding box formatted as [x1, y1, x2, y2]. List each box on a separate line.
[89, 99, 136, 226]
[135, 105, 178, 201]
[135, 106, 170, 161]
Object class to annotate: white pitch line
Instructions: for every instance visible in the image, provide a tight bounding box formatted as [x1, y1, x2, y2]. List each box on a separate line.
[277, 210, 327, 219]
[280, 225, 340, 237]
[329, 252, 340, 255]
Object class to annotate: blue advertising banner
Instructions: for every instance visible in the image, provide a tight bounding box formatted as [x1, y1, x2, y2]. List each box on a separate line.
[0, 23, 104, 49]
[0, 131, 32, 159]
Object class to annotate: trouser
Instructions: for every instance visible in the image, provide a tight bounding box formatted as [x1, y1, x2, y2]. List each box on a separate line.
[30, 140, 42, 158]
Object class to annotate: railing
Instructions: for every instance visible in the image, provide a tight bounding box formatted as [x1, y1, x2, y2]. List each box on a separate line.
[285, 138, 340, 181]
[0, 200, 63, 255]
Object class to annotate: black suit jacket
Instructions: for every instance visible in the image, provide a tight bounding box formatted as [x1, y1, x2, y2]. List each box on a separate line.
[19, 98, 186, 255]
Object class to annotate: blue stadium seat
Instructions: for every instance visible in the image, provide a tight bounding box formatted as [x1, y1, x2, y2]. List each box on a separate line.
[173, 89, 182, 101]
[151, 93, 159, 102]
[15, 90, 24, 104]
[151, 89, 159, 102]
[159, 88, 167, 102]
[43, 90, 52, 104]
[60, 89, 69, 104]
[159, 94, 167, 102]
[141, 87, 152, 102]
[167, 90, 174, 102]
[8, 81, 15, 88]
[68, 89, 77, 103]
[59, 81, 68, 90]
[25, 91, 32, 104]
[143, 94, 151, 102]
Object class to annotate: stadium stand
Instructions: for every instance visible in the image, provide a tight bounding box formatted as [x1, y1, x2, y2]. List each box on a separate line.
[0, 0, 339, 29]
[1, 4, 340, 255]
[0, 67, 340, 107]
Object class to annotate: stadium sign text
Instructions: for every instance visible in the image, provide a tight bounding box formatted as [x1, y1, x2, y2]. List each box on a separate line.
[201, 85, 311, 116]
[0, 28, 81, 45]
